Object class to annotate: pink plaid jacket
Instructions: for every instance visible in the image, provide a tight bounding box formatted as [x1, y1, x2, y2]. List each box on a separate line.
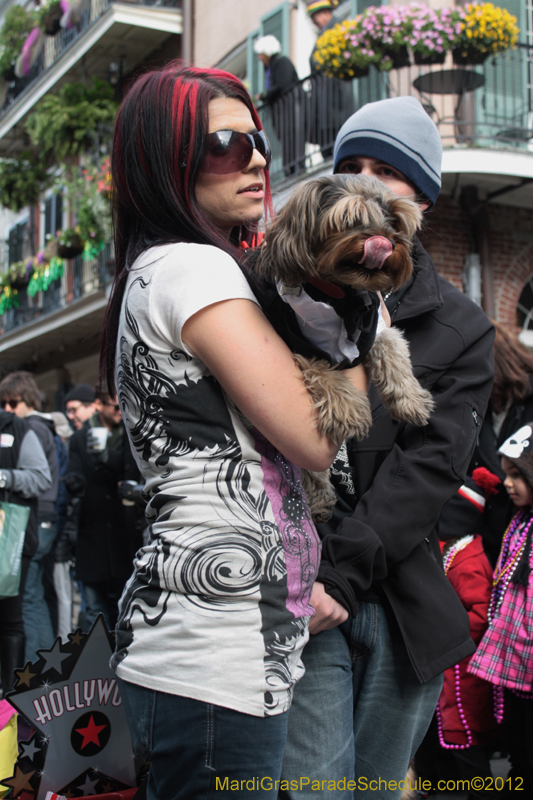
[468, 521, 533, 693]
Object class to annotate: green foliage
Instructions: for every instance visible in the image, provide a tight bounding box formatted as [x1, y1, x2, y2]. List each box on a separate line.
[0, 151, 51, 212]
[0, 5, 37, 76]
[25, 79, 118, 162]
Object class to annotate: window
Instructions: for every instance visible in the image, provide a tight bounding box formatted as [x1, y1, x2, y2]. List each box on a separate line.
[44, 193, 63, 241]
[8, 220, 29, 266]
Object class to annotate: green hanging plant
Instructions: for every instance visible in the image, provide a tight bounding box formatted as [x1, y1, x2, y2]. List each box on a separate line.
[0, 285, 20, 315]
[0, 151, 51, 212]
[0, 5, 37, 79]
[27, 256, 64, 297]
[25, 79, 118, 162]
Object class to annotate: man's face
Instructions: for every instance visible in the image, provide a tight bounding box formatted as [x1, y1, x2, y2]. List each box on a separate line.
[311, 10, 332, 30]
[0, 397, 31, 418]
[66, 400, 96, 430]
[336, 156, 430, 210]
[96, 396, 122, 429]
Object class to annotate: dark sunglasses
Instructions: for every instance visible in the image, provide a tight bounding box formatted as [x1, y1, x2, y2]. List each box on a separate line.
[103, 402, 121, 412]
[201, 129, 272, 175]
[1, 398, 22, 410]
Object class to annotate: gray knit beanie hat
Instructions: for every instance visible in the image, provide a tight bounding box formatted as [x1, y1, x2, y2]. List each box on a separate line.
[333, 96, 442, 207]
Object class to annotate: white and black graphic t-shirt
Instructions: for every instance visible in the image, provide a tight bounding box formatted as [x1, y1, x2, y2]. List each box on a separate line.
[111, 243, 321, 717]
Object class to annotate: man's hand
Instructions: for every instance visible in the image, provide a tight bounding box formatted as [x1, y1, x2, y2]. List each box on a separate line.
[308, 581, 349, 634]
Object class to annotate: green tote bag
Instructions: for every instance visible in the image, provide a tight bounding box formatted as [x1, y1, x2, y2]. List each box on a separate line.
[0, 500, 30, 598]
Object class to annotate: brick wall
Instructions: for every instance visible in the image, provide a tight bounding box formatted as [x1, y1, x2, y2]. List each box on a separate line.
[418, 195, 533, 331]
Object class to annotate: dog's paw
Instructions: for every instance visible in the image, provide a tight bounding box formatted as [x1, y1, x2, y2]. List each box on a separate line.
[385, 382, 435, 426]
[302, 469, 336, 523]
[295, 354, 372, 442]
[365, 328, 434, 427]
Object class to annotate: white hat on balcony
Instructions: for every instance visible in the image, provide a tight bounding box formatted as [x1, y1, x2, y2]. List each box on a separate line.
[333, 96, 442, 208]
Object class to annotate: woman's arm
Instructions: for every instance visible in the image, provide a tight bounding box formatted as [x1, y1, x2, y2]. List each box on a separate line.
[183, 297, 366, 471]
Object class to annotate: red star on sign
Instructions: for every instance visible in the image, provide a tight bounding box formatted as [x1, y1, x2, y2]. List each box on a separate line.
[74, 715, 107, 749]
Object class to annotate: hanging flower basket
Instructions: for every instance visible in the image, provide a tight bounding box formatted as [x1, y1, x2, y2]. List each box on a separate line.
[57, 231, 84, 259]
[452, 2, 519, 65]
[377, 45, 411, 72]
[37, 1, 65, 36]
[452, 46, 489, 66]
[413, 50, 446, 66]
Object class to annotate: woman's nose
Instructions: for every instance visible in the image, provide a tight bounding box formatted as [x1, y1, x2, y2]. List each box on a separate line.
[247, 147, 267, 171]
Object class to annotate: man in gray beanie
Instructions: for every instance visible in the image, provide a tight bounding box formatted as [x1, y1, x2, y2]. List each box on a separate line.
[280, 99, 496, 799]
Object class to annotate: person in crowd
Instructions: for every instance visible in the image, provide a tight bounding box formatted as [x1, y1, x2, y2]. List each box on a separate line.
[254, 35, 303, 176]
[64, 383, 97, 430]
[412, 475, 499, 797]
[306, 0, 355, 159]
[470, 321, 533, 565]
[280, 96, 495, 800]
[469, 424, 533, 796]
[98, 63, 366, 798]
[0, 372, 59, 663]
[64, 387, 138, 633]
[0, 407, 51, 694]
[50, 410, 73, 641]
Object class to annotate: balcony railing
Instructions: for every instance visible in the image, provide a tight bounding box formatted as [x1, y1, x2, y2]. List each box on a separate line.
[0, 243, 114, 335]
[0, 0, 181, 120]
[257, 44, 533, 187]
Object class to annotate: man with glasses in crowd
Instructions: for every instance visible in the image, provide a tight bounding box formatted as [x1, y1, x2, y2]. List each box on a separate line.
[64, 386, 140, 631]
[64, 383, 97, 430]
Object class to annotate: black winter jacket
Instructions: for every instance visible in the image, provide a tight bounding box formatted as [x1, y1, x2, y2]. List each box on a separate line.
[260, 53, 298, 104]
[315, 238, 495, 684]
[66, 417, 141, 584]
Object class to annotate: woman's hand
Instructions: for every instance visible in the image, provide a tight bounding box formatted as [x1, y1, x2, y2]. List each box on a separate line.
[308, 581, 349, 634]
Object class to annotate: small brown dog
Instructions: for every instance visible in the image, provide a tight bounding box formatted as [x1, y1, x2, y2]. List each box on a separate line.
[248, 174, 434, 520]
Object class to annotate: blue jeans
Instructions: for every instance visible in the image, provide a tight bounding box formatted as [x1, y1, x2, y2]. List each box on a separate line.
[83, 578, 125, 632]
[22, 522, 56, 663]
[280, 601, 443, 800]
[117, 678, 289, 799]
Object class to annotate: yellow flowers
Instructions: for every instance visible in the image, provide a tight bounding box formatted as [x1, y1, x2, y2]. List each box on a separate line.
[460, 2, 519, 54]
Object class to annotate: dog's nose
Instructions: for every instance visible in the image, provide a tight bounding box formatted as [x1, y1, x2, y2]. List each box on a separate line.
[358, 236, 394, 270]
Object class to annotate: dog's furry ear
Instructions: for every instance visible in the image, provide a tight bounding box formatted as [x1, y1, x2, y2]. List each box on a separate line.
[389, 197, 423, 240]
[253, 181, 325, 284]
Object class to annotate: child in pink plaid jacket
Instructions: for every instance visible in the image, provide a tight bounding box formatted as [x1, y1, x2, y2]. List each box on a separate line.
[469, 422, 533, 795]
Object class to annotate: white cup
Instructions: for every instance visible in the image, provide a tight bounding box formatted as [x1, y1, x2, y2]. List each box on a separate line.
[88, 427, 108, 452]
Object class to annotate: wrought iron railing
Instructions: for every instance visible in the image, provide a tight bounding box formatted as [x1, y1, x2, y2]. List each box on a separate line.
[0, 0, 182, 120]
[0, 243, 114, 335]
[257, 44, 533, 187]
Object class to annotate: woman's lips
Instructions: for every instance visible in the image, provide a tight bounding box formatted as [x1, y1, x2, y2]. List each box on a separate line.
[238, 183, 264, 197]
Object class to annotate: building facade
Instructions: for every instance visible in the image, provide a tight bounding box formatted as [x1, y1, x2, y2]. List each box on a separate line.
[0, 0, 530, 402]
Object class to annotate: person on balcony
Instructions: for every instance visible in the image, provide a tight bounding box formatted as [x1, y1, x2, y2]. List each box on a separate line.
[306, 0, 355, 160]
[0, 372, 59, 664]
[279, 95, 495, 800]
[254, 35, 303, 177]
[99, 63, 367, 798]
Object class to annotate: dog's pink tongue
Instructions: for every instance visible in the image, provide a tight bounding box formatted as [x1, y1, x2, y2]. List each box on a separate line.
[358, 236, 393, 270]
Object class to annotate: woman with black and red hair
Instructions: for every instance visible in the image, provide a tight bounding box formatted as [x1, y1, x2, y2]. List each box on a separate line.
[100, 63, 365, 798]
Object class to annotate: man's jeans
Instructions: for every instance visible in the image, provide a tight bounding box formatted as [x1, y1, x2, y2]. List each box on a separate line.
[22, 522, 57, 662]
[117, 678, 288, 799]
[280, 601, 443, 800]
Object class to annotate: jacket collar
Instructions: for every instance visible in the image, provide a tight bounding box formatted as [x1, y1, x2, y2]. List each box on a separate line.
[387, 236, 443, 323]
